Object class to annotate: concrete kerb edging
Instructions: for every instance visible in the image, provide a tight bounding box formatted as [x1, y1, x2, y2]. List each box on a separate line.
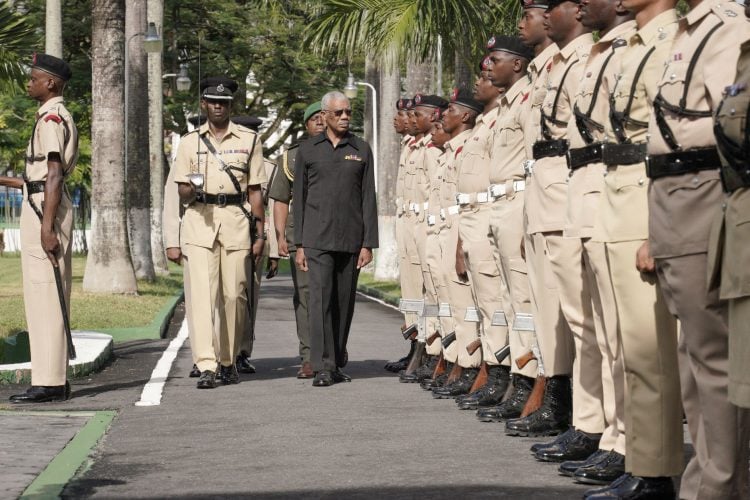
[0, 290, 185, 384]
[18, 410, 116, 499]
[356, 283, 399, 308]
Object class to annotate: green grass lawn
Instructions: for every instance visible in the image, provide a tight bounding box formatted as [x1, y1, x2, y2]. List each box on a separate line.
[357, 271, 401, 304]
[0, 254, 183, 341]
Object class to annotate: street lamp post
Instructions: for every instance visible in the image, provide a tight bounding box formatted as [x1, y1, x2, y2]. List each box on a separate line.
[124, 21, 162, 182]
[162, 63, 192, 93]
[344, 74, 378, 193]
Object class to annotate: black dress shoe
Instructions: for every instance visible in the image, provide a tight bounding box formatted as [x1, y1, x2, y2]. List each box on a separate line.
[432, 368, 478, 399]
[312, 371, 334, 387]
[9, 385, 68, 404]
[531, 426, 576, 454]
[332, 369, 352, 383]
[534, 429, 601, 462]
[235, 352, 256, 374]
[219, 364, 239, 385]
[585, 473, 675, 500]
[196, 370, 217, 389]
[559, 448, 609, 477]
[574, 450, 625, 485]
[583, 473, 632, 499]
[189, 364, 201, 378]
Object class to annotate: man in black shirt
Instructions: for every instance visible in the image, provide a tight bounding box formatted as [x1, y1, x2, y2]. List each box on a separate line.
[293, 90, 379, 387]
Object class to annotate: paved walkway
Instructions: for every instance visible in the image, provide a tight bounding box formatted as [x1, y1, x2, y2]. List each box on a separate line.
[2, 274, 592, 499]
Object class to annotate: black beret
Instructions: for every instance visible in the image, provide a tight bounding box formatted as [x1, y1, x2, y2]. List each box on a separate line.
[449, 88, 484, 114]
[231, 115, 263, 131]
[405, 98, 415, 110]
[547, 0, 580, 8]
[396, 99, 410, 111]
[479, 56, 492, 73]
[486, 35, 535, 61]
[200, 77, 238, 100]
[520, 0, 550, 8]
[414, 94, 449, 109]
[31, 53, 72, 81]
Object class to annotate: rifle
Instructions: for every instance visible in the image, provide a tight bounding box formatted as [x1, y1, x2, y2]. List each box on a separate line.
[521, 376, 546, 417]
[466, 338, 482, 356]
[515, 350, 536, 370]
[426, 331, 441, 346]
[402, 323, 418, 340]
[431, 352, 447, 379]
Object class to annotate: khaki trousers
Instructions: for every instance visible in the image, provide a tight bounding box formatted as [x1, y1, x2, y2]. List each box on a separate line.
[184, 241, 250, 372]
[656, 253, 750, 499]
[525, 231, 574, 376]
[583, 239, 625, 453]
[542, 231, 602, 435]
[397, 214, 424, 330]
[425, 230, 460, 363]
[488, 193, 537, 378]
[728, 296, 750, 407]
[459, 206, 509, 366]
[415, 220, 442, 355]
[608, 241, 681, 476]
[436, 220, 480, 367]
[21, 193, 72, 386]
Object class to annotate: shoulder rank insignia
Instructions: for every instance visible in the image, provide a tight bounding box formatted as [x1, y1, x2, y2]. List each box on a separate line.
[44, 114, 62, 123]
[455, 146, 464, 158]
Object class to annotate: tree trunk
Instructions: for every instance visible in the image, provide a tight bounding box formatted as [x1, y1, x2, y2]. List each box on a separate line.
[84, 0, 138, 294]
[374, 63, 400, 280]
[148, 0, 168, 276]
[125, 0, 155, 280]
[45, 0, 62, 58]
[453, 49, 473, 91]
[405, 58, 433, 96]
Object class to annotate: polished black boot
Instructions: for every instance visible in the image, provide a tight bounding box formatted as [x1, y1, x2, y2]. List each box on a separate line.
[534, 428, 600, 462]
[457, 365, 510, 410]
[574, 450, 625, 485]
[218, 364, 240, 385]
[505, 375, 571, 437]
[422, 364, 452, 391]
[385, 339, 416, 373]
[559, 448, 609, 477]
[475, 374, 534, 422]
[9, 384, 69, 404]
[584, 473, 675, 500]
[401, 355, 437, 383]
[398, 341, 426, 383]
[432, 368, 478, 399]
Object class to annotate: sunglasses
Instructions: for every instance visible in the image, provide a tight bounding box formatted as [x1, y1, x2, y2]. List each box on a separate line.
[325, 108, 353, 117]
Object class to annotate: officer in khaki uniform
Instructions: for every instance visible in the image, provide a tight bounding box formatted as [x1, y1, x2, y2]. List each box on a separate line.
[644, 1, 750, 498]
[710, 2, 750, 410]
[479, 37, 539, 419]
[270, 102, 325, 379]
[175, 77, 266, 389]
[509, 0, 595, 438]
[449, 74, 508, 398]
[5, 54, 77, 404]
[385, 99, 418, 373]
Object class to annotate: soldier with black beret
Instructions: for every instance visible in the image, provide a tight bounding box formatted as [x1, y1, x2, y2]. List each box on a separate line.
[3, 53, 78, 403]
[174, 77, 266, 389]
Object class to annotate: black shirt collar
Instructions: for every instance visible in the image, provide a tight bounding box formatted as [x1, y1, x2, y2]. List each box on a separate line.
[313, 131, 359, 150]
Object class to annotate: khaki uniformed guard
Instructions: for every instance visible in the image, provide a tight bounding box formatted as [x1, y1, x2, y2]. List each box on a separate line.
[508, 0, 595, 438]
[644, 1, 750, 498]
[270, 101, 325, 379]
[442, 68, 509, 400]
[175, 77, 266, 389]
[584, 5, 684, 497]
[550, 0, 634, 480]
[710, 2, 750, 410]
[5, 54, 77, 404]
[385, 98, 418, 374]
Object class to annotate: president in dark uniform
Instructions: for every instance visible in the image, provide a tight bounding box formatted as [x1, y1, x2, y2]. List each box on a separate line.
[293, 91, 378, 387]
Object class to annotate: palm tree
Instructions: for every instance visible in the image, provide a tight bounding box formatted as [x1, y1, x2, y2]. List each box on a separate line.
[84, 0, 138, 294]
[0, 3, 38, 93]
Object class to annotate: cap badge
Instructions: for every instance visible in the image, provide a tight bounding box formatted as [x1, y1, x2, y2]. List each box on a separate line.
[415, 94, 422, 104]
[216, 84, 225, 93]
[451, 88, 459, 101]
[487, 37, 496, 49]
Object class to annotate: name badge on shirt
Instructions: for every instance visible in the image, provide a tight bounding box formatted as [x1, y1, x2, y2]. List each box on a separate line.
[345, 154, 362, 161]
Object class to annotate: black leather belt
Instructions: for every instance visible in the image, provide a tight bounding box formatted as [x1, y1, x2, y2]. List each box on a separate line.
[532, 139, 569, 160]
[645, 147, 720, 179]
[567, 143, 603, 170]
[25, 181, 45, 194]
[195, 192, 246, 206]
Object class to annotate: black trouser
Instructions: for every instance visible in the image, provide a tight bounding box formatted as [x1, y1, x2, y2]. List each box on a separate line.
[305, 248, 359, 372]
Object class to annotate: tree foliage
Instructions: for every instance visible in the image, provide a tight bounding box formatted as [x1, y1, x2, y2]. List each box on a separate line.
[0, 2, 39, 94]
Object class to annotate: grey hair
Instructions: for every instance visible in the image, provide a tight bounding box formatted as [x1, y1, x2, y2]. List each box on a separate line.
[321, 91, 349, 110]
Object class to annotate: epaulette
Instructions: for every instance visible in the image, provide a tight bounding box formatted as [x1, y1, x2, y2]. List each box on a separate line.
[713, 1, 743, 22]
[44, 114, 62, 124]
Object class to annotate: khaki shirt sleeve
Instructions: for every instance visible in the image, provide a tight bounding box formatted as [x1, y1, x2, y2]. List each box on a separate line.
[173, 133, 194, 184]
[247, 133, 266, 186]
[36, 118, 66, 158]
[162, 165, 181, 249]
